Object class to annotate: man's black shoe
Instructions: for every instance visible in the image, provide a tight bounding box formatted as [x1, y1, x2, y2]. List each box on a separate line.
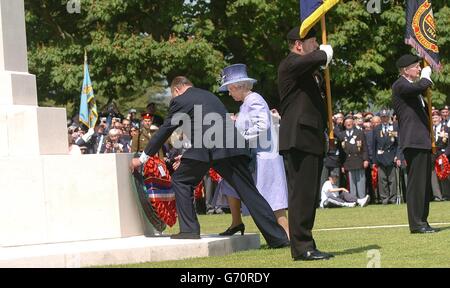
[410, 226, 436, 234]
[294, 249, 334, 261]
[426, 223, 440, 232]
[170, 232, 201, 239]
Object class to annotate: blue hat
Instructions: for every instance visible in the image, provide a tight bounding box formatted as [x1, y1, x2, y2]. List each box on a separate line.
[219, 64, 257, 92]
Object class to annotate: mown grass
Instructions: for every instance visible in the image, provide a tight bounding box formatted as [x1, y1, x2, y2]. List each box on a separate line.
[108, 201, 450, 268]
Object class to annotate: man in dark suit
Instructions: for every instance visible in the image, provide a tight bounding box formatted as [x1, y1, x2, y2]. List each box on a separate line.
[338, 116, 370, 204]
[430, 111, 449, 201]
[392, 54, 436, 234]
[130, 76, 289, 247]
[372, 109, 399, 204]
[278, 26, 334, 261]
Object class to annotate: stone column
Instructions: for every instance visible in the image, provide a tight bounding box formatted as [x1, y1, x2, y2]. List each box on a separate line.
[0, 0, 68, 156]
[0, 0, 37, 106]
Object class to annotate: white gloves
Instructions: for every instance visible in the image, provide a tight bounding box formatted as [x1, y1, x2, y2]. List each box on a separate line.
[81, 128, 95, 142]
[420, 66, 432, 82]
[319, 44, 333, 68]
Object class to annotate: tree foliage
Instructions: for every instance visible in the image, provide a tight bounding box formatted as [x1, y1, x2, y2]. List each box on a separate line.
[25, 0, 449, 116]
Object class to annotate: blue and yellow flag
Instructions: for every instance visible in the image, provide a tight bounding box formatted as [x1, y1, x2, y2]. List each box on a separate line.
[405, 0, 441, 71]
[79, 51, 98, 128]
[300, 0, 340, 39]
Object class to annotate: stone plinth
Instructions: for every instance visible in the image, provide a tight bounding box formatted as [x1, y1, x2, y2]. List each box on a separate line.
[0, 234, 261, 268]
[0, 153, 150, 247]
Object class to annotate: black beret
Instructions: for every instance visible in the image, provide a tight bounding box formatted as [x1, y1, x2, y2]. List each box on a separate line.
[396, 54, 422, 69]
[287, 26, 317, 41]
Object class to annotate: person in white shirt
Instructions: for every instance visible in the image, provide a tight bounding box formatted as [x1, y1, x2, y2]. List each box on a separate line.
[320, 171, 370, 208]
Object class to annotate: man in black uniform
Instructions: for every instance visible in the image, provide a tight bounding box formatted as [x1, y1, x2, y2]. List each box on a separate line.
[392, 54, 436, 234]
[430, 110, 449, 201]
[372, 109, 399, 204]
[338, 116, 370, 205]
[278, 26, 334, 261]
[130, 76, 289, 247]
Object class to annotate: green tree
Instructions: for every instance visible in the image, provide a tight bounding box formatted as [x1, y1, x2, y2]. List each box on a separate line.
[25, 0, 449, 116]
[25, 0, 225, 117]
[181, 0, 449, 112]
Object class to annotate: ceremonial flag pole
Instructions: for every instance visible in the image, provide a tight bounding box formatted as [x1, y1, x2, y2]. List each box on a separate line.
[321, 16, 334, 142]
[79, 49, 98, 129]
[405, 0, 442, 154]
[299, 0, 340, 142]
[424, 60, 436, 153]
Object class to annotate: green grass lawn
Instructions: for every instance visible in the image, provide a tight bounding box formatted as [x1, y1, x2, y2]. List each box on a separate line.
[111, 202, 450, 268]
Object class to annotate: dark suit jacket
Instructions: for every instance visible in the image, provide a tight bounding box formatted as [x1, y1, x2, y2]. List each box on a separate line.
[143, 87, 249, 162]
[338, 128, 368, 170]
[372, 124, 398, 167]
[324, 126, 344, 168]
[392, 76, 433, 150]
[278, 50, 328, 156]
[433, 124, 449, 158]
[365, 130, 374, 163]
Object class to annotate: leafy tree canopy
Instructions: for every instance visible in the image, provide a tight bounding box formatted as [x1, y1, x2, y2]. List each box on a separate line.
[25, 0, 449, 116]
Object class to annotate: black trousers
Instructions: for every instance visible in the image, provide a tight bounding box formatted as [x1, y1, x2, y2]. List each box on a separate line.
[378, 165, 397, 204]
[403, 148, 432, 230]
[171, 155, 289, 247]
[284, 149, 323, 257]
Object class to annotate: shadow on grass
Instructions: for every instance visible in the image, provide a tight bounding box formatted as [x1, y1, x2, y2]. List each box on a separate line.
[329, 244, 382, 256]
[435, 226, 450, 232]
[259, 244, 382, 257]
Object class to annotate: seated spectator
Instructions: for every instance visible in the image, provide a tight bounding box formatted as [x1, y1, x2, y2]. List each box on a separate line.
[320, 171, 370, 208]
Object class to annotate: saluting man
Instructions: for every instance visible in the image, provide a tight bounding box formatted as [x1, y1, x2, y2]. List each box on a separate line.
[278, 25, 334, 261]
[392, 54, 437, 234]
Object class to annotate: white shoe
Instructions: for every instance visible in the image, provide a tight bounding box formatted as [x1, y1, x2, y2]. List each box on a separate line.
[342, 202, 357, 208]
[357, 195, 370, 207]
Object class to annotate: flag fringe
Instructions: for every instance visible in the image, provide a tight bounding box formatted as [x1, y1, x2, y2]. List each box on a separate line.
[405, 37, 442, 72]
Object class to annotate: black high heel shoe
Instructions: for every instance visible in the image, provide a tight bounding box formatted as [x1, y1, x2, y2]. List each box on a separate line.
[219, 223, 245, 236]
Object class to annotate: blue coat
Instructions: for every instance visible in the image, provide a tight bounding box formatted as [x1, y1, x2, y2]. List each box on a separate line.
[221, 92, 288, 211]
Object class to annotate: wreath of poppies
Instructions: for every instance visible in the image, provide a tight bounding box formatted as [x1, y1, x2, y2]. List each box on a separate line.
[435, 154, 450, 181]
[371, 164, 378, 191]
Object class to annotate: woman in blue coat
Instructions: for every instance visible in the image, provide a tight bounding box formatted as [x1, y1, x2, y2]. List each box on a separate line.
[217, 64, 289, 238]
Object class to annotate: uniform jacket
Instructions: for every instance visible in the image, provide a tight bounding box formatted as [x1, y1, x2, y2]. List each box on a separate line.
[278, 50, 328, 156]
[433, 123, 449, 158]
[324, 125, 344, 168]
[372, 123, 398, 167]
[338, 128, 368, 170]
[132, 126, 153, 153]
[392, 76, 433, 150]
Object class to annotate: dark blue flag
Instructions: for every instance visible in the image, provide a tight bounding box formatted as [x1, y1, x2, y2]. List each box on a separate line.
[405, 0, 441, 71]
